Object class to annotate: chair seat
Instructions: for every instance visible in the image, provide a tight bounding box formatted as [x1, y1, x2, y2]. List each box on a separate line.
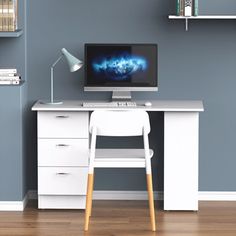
[90, 149, 154, 168]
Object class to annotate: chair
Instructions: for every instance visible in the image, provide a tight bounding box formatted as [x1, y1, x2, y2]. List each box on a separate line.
[84, 110, 156, 231]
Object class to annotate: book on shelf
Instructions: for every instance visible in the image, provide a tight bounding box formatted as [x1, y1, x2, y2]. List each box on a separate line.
[0, 75, 20, 80]
[0, 72, 16, 76]
[176, 0, 180, 16]
[8, 0, 14, 31]
[184, 0, 192, 17]
[0, 68, 21, 85]
[0, 0, 18, 32]
[0, 80, 20, 84]
[194, 0, 198, 16]
[2, 0, 8, 31]
[179, 0, 184, 16]
[0, 68, 17, 73]
[10, 0, 18, 31]
[176, 0, 198, 17]
[0, 0, 2, 31]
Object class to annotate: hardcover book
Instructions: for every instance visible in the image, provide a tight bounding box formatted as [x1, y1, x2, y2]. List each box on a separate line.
[0, 80, 20, 84]
[8, 0, 13, 31]
[0, 75, 20, 80]
[13, 0, 18, 30]
[0, 68, 17, 73]
[2, 0, 8, 31]
[179, 0, 184, 16]
[184, 0, 193, 17]
[194, 0, 198, 16]
[0, 0, 2, 31]
[176, 0, 180, 16]
[8, 0, 17, 31]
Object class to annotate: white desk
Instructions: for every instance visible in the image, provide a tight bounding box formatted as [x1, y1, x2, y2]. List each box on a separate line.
[32, 100, 204, 210]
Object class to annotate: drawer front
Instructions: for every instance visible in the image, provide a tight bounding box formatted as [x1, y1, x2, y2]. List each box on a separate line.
[38, 112, 89, 138]
[38, 167, 88, 195]
[38, 139, 89, 167]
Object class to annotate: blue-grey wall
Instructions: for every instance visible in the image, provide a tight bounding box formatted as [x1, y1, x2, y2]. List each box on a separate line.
[26, 0, 236, 192]
[0, 0, 27, 200]
[2, 0, 236, 200]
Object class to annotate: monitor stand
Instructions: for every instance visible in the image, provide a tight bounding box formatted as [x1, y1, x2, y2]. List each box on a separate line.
[112, 91, 131, 101]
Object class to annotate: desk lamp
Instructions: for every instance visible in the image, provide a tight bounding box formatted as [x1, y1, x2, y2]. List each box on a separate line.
[44, 48, 83, 105]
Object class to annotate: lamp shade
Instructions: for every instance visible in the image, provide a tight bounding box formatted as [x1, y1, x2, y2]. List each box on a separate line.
[61, 48, 83, 72]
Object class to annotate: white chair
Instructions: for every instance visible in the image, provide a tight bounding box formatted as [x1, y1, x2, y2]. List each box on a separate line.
[84, 110, 156, 231]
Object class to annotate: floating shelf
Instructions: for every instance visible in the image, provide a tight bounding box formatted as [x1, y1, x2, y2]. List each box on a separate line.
[0, 29, 23, 37]
[168, 15, 236, 31]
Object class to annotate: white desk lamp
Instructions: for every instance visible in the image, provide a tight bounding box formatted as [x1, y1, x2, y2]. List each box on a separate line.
[44, 48, 83, 105]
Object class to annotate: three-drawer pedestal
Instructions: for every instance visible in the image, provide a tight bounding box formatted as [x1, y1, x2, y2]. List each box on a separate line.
[37, 111, 89, 209]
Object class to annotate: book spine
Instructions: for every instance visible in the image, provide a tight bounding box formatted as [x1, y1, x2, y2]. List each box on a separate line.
[13, 0, 17, 30]
[176, 0, 180, 16]
[184, 0, 192, 17]
[2, 0, 8, 31]
[179, 0, 184, 16]
[0, 68, 17, 73]
[194, 0, 198, 16]
[0, 73, 16, 76]
[0, 0, 2, 31]
[0, 75, 20, 80]
[8, 0, 12, 31]
[0, 80, 20, 84]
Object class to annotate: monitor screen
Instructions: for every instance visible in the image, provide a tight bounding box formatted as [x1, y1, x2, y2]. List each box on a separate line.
[84, 44, 157, 91]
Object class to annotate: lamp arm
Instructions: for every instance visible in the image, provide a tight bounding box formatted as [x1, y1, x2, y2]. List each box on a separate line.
[50, 55, 63, 103]
[51, 55, 63, 68]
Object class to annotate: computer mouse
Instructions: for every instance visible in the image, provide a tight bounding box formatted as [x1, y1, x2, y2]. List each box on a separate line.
[145, 101, 152, 107]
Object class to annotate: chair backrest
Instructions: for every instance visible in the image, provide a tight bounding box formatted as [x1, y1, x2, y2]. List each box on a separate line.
[89, 110, 150, 136]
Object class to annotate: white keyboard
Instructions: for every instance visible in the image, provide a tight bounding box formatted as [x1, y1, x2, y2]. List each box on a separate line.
[82, 102, 137, 108]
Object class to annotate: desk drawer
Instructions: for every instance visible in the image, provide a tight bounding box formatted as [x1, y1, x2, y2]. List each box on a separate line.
[38, 112, 89, 138]
[38, 139, 89, 166]
[38, 167, 88, 195]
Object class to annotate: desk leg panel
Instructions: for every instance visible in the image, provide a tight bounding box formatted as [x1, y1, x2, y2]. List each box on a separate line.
[164, 112, 199, 211]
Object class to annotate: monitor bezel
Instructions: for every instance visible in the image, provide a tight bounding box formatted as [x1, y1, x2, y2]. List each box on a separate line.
[84, 43, 158, 91]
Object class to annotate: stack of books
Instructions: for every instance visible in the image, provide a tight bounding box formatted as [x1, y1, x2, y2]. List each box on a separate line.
[0, 68, 21, 85]
[176, 0, 198, 17]
[0, 0, 18, 32]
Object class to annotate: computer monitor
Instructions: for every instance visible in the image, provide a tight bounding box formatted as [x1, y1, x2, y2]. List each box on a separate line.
[84, 44, 158, 100]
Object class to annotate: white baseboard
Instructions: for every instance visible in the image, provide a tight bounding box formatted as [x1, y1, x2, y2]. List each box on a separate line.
[0, 192, 28, 211]
[1, 190, 236, 211]
[27, 190, 236, 201]
[28, 190, 163, 200]
[198, 191, 236, 201]
[27, 190, 163, 200]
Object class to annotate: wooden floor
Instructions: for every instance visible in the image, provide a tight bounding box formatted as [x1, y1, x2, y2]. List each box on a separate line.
[0, 200, 236, 236]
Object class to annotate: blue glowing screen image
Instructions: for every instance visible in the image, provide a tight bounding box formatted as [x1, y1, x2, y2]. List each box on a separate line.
[85, 44, 157, 87]
[92, 54, 148, 81]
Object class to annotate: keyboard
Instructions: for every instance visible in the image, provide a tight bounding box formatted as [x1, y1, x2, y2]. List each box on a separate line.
[82, 102, 137, 108]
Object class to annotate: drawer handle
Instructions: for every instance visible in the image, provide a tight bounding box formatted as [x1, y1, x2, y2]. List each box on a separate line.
[56, 172, 70, 175]
[55, 115, 69, 118]
[56, 144, 70, 147]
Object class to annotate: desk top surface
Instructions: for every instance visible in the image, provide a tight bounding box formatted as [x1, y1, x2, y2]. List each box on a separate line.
[32, 100, 204, 112]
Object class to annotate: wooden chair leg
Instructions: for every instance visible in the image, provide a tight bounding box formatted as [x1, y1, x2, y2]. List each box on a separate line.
[89, 173, 94, 217]
[146, 174, 156, 231]
[84, 174, 94, 231]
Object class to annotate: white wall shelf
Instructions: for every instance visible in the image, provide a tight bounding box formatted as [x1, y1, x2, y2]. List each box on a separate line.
[0, 29, 23, 38]
[168, 15, 236, 31]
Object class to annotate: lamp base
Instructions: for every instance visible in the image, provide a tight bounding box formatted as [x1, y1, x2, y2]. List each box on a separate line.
[40, 100, 63, 105]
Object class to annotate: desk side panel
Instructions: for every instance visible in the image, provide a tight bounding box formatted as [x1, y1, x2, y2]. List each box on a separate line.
[164, 112, 199, 211]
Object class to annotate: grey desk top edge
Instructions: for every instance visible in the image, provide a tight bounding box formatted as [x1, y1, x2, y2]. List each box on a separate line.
[32, 100, 204, 112]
